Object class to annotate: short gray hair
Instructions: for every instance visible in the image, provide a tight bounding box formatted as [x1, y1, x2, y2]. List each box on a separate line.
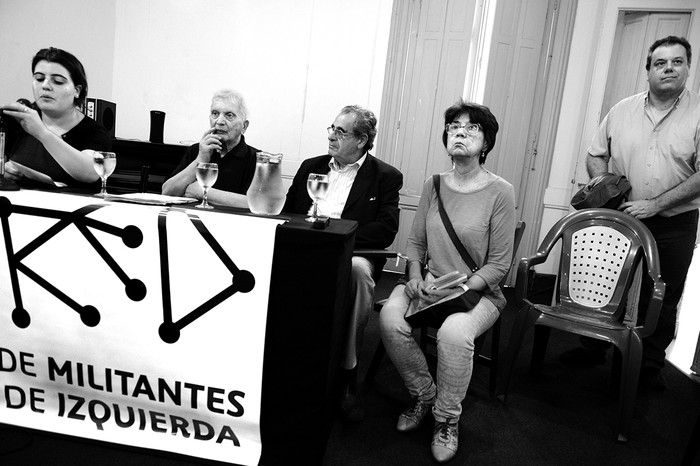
[212, 89, 248, 120]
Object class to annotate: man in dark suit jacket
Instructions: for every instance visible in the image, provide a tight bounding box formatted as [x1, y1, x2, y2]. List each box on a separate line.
[284, 105, 403, 422]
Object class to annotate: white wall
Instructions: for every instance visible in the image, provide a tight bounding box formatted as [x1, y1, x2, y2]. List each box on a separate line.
[0, 0, 116, 106]
[112, 0, 392, 177]
[1, 0, 393, 178]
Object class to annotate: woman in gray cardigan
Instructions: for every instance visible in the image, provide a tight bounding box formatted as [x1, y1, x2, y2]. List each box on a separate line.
[379, 100, 515, 463]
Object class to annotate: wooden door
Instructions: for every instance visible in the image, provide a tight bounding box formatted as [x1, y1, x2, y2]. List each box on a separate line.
[376, 0, 478, 271]
[377, 0, 573, 277]
[481, 0, 549, 201]
[601, 11, 691, 118]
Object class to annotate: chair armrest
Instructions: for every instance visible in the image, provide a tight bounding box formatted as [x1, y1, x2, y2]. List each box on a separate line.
[637, 274, 666, 338]
[353, 249, 399, 259]
[514, 249, 553, 308]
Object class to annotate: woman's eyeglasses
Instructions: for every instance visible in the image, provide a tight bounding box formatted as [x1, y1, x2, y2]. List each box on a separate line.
[445, 122, 481, 135]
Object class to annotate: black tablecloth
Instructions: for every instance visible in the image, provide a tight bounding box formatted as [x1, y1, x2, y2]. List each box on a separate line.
[262, 211, 356, 465]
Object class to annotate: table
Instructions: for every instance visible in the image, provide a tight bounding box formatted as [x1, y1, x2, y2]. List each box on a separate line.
[0, 189, 356, 465]
[260, 205, 356, 465]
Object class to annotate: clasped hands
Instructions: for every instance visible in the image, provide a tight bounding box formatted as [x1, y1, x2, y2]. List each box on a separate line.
[404, 277, 460, 305]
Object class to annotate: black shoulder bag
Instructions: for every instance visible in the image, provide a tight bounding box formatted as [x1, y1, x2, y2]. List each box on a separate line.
[404, 175, 484, 328]
[571, 173, 631, 210]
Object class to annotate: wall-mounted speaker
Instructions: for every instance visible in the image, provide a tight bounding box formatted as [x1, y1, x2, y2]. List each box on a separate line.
[149, 110, 165, 143]
[85, 98, 116, 138]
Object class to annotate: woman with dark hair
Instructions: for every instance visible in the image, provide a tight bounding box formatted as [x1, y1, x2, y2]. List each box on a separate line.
[379, 99, 515, 462]
[1, 47, 110, 189]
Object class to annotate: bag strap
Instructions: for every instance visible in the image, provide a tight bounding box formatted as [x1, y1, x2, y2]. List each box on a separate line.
[432, 174, 479, 273]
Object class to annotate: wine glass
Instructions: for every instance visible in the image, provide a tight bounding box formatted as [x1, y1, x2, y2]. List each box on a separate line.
[306, 173, 329, 222]
[93, 151, 116, 197]
[195, 162, 219, 209]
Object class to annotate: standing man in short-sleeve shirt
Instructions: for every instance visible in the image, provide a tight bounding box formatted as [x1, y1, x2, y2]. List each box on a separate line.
[561, 36, 700, 391]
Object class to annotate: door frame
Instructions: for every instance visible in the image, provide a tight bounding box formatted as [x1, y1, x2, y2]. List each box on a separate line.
[510, 0, 578, 268]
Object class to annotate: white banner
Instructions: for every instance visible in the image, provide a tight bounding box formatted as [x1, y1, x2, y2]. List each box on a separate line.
[0, 190, 283, 465]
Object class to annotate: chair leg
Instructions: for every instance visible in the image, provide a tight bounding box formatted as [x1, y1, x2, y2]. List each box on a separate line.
[365, 340, 386, 385]
[530, 325, 551, 374]
[611, 347, 622, 397]
[616, 332, 642, 442]
[497, 305, 541, 401]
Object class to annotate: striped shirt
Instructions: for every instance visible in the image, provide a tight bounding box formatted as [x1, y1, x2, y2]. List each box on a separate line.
[317, 154, 366, 218]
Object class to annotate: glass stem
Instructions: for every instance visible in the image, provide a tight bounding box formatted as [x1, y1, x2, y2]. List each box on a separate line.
[312, 201, 318, 219]
[101, 177, 107, 195]
[203, 188, 209, 206]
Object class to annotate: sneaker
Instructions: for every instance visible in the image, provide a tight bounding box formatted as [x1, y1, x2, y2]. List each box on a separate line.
[396, 397, 434, 432]
[559, 347, 606, 367]
[431, 420, 459, 463]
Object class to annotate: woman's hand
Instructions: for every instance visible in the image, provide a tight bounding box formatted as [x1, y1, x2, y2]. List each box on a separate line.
[418, 284, 456, 304]
[1, 103, 46, 140]
[403, 278, 424, 300]
[404, 278, 461, 304]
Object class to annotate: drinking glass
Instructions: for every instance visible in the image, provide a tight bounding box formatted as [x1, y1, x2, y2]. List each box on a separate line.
[195, 162, 219, 209]
[306, 173, 329, 222]
[93, 151, 117, 197]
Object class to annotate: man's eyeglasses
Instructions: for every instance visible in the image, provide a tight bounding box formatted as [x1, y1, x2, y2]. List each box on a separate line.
[445, 122, 481, 135]
[327, 126, 357, 140]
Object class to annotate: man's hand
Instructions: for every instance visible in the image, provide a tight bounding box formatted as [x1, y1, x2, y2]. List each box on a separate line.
[3, 160, 24, 181]
[618, 199, 660, 219]
[197, 127, 223, 162]
[184, 181, 204, 200]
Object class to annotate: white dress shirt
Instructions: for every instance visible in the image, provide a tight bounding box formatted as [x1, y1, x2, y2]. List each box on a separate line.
[317, 154, 367, 218]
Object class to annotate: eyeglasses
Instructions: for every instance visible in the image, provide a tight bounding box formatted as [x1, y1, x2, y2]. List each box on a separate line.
[327, 126, 357, 140]
[445, 122, 481, 135]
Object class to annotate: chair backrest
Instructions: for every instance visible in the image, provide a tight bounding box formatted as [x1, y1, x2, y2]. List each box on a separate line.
[537, 209, 662, 326]
[513, 220, 526, 255]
